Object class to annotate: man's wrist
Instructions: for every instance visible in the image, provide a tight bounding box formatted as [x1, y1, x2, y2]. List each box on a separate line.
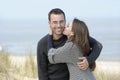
[86, 57, 90, 66]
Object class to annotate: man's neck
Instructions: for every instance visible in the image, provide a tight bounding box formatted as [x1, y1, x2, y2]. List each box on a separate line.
[53, 34, 63, 40]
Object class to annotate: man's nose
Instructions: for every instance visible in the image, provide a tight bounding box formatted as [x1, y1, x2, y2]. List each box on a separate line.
[57, 23, 61, 27]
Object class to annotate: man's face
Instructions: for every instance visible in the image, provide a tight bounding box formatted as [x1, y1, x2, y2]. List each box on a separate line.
[49, 14, 65, 36]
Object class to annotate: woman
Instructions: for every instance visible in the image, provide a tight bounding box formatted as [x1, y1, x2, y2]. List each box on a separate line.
[48, 18, 96, 80]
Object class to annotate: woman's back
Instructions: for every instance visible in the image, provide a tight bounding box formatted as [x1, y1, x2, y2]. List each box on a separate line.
[67, 63, 95, 80]
[48, 41, 96, 80]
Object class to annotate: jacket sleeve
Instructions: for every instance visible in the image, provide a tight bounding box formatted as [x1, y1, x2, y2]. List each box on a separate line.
[47, 34, 53, 51]
[87, 36, 103, 65]
[48, 42, 79, 64]
[37, 40, 48, 80]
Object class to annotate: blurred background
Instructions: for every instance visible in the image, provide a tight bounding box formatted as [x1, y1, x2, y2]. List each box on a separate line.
[0, 0, 120, 61]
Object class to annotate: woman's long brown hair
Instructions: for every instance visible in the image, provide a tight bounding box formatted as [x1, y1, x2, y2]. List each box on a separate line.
[71, 18, 90, 56]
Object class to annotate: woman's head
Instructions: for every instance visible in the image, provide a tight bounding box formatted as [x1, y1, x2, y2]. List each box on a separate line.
[64, 18, 90, 55]
[63, 21, 73, 37]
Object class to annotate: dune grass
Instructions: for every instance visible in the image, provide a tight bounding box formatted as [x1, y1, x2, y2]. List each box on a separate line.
[0, 50, 120, 80]
[0, 50, 37, 80]
[20, 53, 37, 78]
[0, 50, 11, 80]
[94, 61, 120, 80]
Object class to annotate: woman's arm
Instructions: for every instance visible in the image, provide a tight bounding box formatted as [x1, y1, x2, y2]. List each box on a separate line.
[48, 42, 81, 64]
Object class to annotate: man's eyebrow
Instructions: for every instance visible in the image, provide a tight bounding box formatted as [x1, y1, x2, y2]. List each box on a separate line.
[52, 21, 57, 22]
[53, 21, 57, 22]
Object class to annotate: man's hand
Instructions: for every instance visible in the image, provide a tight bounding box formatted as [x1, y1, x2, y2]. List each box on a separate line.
[77, 57, 89, 70]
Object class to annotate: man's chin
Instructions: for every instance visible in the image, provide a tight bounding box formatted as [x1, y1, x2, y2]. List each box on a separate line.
[57, 33, 63, 36]
[55, 31, 62, 34]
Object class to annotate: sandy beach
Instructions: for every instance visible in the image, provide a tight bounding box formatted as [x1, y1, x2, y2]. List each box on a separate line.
[10, 55, 120, 73]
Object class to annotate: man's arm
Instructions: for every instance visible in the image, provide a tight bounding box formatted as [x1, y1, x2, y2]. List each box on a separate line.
[77, 36, 103, 70]
[87, 36, 103, 65]
[37, 40, 48, 80]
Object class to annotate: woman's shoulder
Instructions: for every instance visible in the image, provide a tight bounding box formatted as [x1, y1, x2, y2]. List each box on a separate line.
[65, 41, 80, 51]
[65, 41, 74, 46]
[64, 41, 78, 49]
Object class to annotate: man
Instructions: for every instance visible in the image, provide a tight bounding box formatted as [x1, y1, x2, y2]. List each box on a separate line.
[37, 8, 102, 80]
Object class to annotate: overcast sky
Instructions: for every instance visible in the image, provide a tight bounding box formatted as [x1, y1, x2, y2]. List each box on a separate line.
[0, 0, 120, 57]
[0, 0, 120, 20]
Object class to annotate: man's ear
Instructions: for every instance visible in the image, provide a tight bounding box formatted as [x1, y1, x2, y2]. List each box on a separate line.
[48, 21, 52, 35]
[49, 29, 52, 35]
[48, 21, 50, 25]
[48, 21, 51, 29]
[49, 27, 52, 35]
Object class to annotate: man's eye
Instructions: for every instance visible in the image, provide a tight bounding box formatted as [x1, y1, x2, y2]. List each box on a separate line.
[60, 21, 63, 23]
[53, 22, 57, 24]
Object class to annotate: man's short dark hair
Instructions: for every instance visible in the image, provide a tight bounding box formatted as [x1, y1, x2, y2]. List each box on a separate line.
[48, 8, 66, 21]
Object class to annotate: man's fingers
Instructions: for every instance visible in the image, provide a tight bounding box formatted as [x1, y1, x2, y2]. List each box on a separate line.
[80, 66, 88, 70]
[78, 57, 85, 61]
[78, 57, 89, 65]
[77, 62, 86, 67]
[77, 62, 87, 68]
[77, 58, 86, 65]
[77, 57, 89, 70]
[77, 64, 87, 70]
[77, 62, 83, 65]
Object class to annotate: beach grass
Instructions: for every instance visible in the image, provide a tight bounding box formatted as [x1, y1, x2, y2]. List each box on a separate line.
[0, 50, 120, 80]
[0, 50, 12, 80]
[94, 61, 120, 80]
[0, 50, 37, 80]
